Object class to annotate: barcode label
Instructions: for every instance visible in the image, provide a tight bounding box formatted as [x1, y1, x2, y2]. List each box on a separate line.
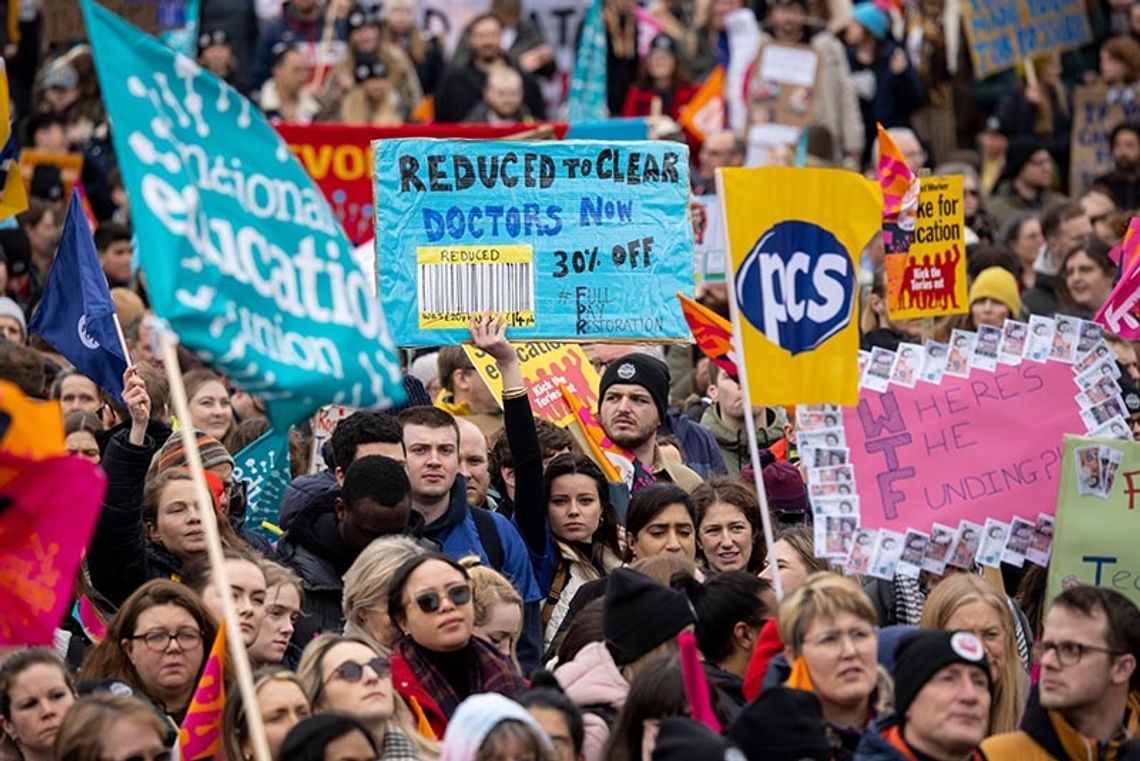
[416, 245, 536, 328]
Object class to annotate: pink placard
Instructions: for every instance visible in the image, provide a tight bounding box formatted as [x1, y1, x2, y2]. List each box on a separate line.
[843, 361, 1084, 535]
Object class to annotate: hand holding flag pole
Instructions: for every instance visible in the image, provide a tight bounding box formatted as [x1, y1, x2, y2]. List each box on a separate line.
[156, 326, 271, 761]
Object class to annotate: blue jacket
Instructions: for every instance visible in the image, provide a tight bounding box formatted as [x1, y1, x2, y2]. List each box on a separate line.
[663, 408, 728, 478]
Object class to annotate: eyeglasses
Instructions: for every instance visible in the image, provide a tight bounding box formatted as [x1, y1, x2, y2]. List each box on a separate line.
[413, 584, 472, 614]
[127, 628, 203, 652]
[1032, 640, 1124, 666]
[314, 656, 390, 702]
[803, 626, 877, 653]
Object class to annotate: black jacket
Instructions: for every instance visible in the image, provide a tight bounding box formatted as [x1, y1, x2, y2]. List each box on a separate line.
[88, 431, 183, 609]
[433, 58, 547, 123]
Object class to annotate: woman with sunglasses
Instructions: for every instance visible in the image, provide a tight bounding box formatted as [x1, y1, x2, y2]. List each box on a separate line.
[296, 634, 435, 759]
[388, 553, 529, 738]
[53, 693, 172, 761]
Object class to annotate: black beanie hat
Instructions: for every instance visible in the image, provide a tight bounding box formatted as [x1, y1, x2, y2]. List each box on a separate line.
[652, 717, 746, 761]
[599, 353, 670, 423]
[1003, 137, 1047, 183]
[603, 568, 695, 666]
[893, 630, 992, 721]
[727, 686, 832, 761]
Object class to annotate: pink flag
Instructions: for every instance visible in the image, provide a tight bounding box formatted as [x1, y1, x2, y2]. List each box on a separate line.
[1095, 259, 1140, 339]
[0, 452, 106, 645]
[179, 621, 227, 759]
[678, 630, 721, 733]
[1108, 216, 1140, 269]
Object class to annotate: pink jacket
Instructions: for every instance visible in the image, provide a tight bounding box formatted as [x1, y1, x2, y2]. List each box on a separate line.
[554, 641, 630, 761]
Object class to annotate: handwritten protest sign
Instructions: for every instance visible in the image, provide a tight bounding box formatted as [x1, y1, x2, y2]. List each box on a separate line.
[308, 405, 355, 474]
[1069, 85, 1140, 197]
[86, 1, 405, 429]
[692, 195, 727, 284]
[960, 0, 1091, 78]
[1049, 435, 1140, 608]
[375, 139, 693, 345]
[463, 342, 600, 427]
[745, 44, 819, 163]
[884, 176, 967, 320]
[845, 360, 1084, 536]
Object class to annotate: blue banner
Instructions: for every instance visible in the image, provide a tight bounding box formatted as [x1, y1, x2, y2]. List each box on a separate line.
[82, 0, 405, 428]
[233, 429, 291, 541]
[567, 0, 609, 121]
[374, 139, 694, 346]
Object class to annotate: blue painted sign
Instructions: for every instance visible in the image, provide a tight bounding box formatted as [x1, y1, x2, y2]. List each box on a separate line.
[374, 139, 694, 346]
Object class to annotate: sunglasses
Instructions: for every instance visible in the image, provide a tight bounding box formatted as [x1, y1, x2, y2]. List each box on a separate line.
[413, 584, 472, 614]
[315, 656, 391, 702]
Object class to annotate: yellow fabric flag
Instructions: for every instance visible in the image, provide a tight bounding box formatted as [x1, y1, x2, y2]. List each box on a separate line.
[719, 167, 881, 406]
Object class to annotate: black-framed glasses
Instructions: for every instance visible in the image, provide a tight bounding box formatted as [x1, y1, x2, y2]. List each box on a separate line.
[1031, 640, 1124, 667]
[127, 628, 202, 652]
[413, 584, 472, 614]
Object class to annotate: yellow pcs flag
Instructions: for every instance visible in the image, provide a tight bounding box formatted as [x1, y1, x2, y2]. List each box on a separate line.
[719, 167, 881, 406]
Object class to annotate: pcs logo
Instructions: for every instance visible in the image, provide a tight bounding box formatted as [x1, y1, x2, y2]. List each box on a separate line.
[734, 220, 855, 355]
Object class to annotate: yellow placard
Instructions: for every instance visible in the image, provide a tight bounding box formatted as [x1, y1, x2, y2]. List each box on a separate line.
[462, 342, 600, 427]
[885, 176, 968, 320]
[416, 244, 536, 329]
[720, 166, 881, 406]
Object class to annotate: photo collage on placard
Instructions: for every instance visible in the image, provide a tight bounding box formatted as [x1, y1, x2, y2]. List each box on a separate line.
[833, 319, 1106, 578]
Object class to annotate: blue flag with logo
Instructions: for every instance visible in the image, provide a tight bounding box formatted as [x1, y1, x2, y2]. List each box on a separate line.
[28, 191, 127, 399]
[80, 0, 404, 428]
[567, 0, 609, 121]
[233, 428, 291, 541]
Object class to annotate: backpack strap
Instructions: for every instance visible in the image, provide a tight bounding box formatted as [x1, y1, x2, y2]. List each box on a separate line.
[471, 507, 505, 570]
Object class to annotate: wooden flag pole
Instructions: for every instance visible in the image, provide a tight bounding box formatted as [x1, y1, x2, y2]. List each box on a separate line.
[715, 168, 784, 602]
[158, 331, 271, 761]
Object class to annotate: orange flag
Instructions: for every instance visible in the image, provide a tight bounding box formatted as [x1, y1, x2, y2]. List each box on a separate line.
[876, 123, 918, 224]
[0, 381, 65, 459]
[677, 292, 737, 377]
[179, 621, 227, 759]
[679, 66, 726, 142]
[559, 383, 634, 485]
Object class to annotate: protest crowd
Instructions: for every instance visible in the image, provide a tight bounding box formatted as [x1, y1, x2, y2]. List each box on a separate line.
[3, 0, 1140, 759]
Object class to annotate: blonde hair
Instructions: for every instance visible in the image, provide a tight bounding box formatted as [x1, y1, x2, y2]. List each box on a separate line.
[343, 536, 427, 650]
[459, 557, 524, 665]
[296, 633, 439, 757]
[260, 559, 305, 609]
[920, 574, 1028, 734]
[777, 572, 878, 654]
[54, 694, 167, 761]
[221, 668, 309, 761]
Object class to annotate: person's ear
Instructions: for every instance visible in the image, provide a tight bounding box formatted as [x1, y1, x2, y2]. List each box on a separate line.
[1111, 653, 1137, 687]
[334, 466, 346, 486]
[502, 467, 516, 490]
[734, 621, 756, 650]
[335, 496, 348, 523]
[144, 522, 161, 545]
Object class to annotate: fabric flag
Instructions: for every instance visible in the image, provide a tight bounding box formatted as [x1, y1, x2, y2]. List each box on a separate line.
[81, 0, 405, 430]
[677, 292, 738, 377]
[179, 620, 226, 759]
[233, 428, 292, 540]
[28, 190, 128, 400]
[720, 166, 881, 406]
[0, 59, 27, 221]
[0, 451, 107, 645]
[1095, 255, 1140, 339]
[876, 123, 919, 225]
[567, 0, 609, 121]
[0, 380, 65, 459]
[559, 383, 634, 485]
[678, 631, 721, 733]
[678, 66, 726, 143]
[1108, 216, 1140, 270]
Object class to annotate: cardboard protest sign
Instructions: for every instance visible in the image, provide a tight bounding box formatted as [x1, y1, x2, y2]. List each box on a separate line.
[85, 1, 406, 429]
[463, 342, 600, 427]
[375, 139, 693, 345]
[692, 195, 727, 284]
[308, 405, 356, 474]
[845, 360, 1083, 537]
[960, 0, 1091, 78]
[884, 176, 968, 320]
[720, 166, 881, 406]
[745, 44, 820, 162]
[1069, 85, 1140, 197]
[44, 0, 166, 42]
[1048, 435, 1140, 608]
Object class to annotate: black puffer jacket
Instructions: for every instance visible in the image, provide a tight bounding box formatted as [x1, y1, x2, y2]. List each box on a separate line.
[87, 430, 183, 609]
